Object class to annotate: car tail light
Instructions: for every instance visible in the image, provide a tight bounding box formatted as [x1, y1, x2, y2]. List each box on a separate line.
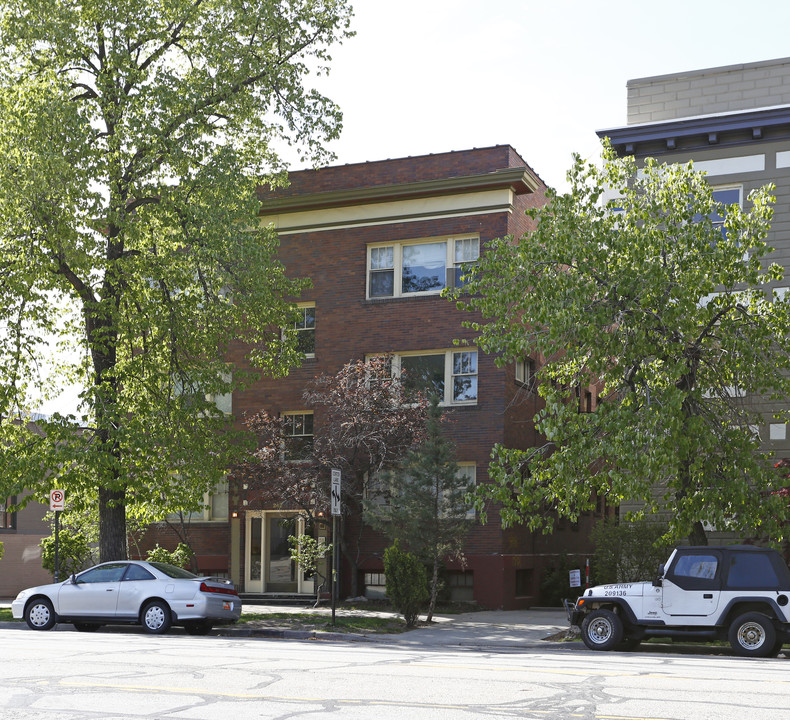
[199, 581, 238, 597]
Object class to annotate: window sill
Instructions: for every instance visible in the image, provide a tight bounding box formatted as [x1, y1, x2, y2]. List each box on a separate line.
[365, 293, 446, 304]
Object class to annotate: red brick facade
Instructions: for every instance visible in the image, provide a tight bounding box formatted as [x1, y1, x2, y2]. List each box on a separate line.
[169, 146, 600, 609]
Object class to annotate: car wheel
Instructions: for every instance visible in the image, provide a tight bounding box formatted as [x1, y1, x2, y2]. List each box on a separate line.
[728, 612, 776, 657]
[73, 623, 101, 632]
[25, 598, 57, 631]
[581, 609, 624, 651]
[184, 621, 213, 636]
[141, 600, 172, 635]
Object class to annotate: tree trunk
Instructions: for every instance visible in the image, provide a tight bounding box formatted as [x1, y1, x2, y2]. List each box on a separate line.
[426, 556, 439, 623]
[687, 520, 708, 546]
[99, 486, 128, 561]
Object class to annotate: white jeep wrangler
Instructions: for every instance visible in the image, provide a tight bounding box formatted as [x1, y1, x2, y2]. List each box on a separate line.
[567, 545, 790, 657]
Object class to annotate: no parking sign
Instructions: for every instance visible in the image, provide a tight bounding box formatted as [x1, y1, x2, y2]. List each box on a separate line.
[49, 489, 65, 512]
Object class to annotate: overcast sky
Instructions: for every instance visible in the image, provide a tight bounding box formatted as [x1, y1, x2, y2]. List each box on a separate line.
[304, 0, 790, 190]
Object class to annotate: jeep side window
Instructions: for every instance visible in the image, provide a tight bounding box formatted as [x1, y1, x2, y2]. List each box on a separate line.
[672, 555, 718, 580]
[726, 553, 779, 589]
[666, 553, 722, 591]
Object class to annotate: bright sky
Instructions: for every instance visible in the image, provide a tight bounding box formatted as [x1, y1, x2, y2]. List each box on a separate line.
[307, 0, 790, 190]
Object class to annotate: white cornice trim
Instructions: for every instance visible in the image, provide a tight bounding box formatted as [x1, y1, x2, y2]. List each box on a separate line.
[260, 188, 516, 235]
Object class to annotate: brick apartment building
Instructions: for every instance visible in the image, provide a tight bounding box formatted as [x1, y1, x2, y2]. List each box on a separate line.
[161, 145, 603, 609]
[599, 57, 790, 540]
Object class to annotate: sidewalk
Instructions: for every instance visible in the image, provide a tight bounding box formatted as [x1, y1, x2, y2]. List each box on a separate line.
[0, 599, 572, 650]
[226, 605, 571, 648]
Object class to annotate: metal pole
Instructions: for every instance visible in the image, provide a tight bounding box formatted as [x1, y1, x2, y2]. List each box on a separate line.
[331, 515, 337, 625]
[54, 510, 60, 583]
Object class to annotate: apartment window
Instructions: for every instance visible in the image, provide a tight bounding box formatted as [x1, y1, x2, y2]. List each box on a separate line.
[581, 390, 594, 414]
[367, 236, 479, 299]
[453, 237, 480, 287]
[710, 186, 742, 240]
[387, 350, 478, 405]
[294, 304, 316, 358]
[401, 354, 445, 397]
[446, 570, 474, 602]
[455, 463, 477, 520]
[283, 412, 314, 460]
[515, 357, 534, 386]
[174, 371, 232, 415]
[1, 496, 16, 531]
[170, 477, 228, 522]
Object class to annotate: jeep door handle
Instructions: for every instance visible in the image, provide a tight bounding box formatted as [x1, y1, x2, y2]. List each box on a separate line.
[703, 593, 713, 599]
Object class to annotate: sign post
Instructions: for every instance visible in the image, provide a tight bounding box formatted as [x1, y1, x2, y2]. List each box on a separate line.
[49, 490, 66, 582]
[330, 469, 341, 625]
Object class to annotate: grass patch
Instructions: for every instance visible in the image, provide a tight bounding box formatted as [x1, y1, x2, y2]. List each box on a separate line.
[237, 612, 406, 634]
[0, 608, 17, 622]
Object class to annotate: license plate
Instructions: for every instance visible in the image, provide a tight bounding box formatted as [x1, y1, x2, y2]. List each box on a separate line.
[223, 602, 232, 611]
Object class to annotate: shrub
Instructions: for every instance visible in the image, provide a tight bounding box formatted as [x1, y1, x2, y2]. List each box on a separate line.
[383, 541, 428, 627]
[40, 529, 92, 577]
[146, 542, 195, 569]
[591, 518, 672, 585]
[539, 554, 577, 606]
[0, 540, 4, 560]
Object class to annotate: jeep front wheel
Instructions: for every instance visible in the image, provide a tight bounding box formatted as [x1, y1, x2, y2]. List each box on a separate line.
[581, 609, 624, 651]
[728, 612, 776, 658]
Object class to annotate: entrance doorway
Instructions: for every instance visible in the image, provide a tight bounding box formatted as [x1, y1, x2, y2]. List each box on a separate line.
[245, 512, 310, 594]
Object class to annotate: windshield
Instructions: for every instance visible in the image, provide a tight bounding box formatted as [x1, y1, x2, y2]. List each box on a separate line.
[149, 562, 198, 579]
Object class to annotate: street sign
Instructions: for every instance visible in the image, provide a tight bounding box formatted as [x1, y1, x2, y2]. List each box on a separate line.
[331, 469, 341, 516]
[49, 489, 66, 512]
[569, 569, 581, 588]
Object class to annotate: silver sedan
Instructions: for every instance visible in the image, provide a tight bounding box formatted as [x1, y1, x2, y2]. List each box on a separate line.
[11, 560, 242, 635]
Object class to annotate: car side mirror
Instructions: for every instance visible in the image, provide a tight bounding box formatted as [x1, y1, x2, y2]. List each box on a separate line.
[70, 573, 78, 584]
[652, 563, 665, 587]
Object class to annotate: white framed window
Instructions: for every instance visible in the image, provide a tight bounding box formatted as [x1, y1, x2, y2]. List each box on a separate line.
[515, 358, 533, 386]
[455, 463, 477, 520]
[379, 349, 478, 405]
[283, 411, 314, 460]
[294, 303, 316, 358]
[174, 370, 232, 415]
[770, 423, 787, 441]
[367, 236, 479, 299]
[171, 476, 229, 522]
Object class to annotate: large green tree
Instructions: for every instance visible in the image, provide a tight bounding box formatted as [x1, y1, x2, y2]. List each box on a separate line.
[0, 0, 353, 560]
[364, 395, 474, 622]
[452, 145, 790, 545]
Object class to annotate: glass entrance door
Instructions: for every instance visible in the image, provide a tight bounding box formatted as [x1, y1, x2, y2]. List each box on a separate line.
[266, 515, 297, 592]
[245, 512, 301, 593]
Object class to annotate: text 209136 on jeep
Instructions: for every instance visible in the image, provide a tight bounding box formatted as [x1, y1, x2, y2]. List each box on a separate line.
[567, 545, 790, 657]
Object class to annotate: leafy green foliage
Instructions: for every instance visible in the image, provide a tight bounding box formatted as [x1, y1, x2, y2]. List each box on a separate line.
[40, 527, 93, 577]
[0, 541, 4, 561]
[452, 142, 790, 545]
[0, 1, 353, 560]
[145, 542, 195, 570]
[365, 395, 473, 620]
[289, 534, 332, 602]
[590, 520, 673, 585]
[383, 541, 428, 628]
[538, 554, 577, 607]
